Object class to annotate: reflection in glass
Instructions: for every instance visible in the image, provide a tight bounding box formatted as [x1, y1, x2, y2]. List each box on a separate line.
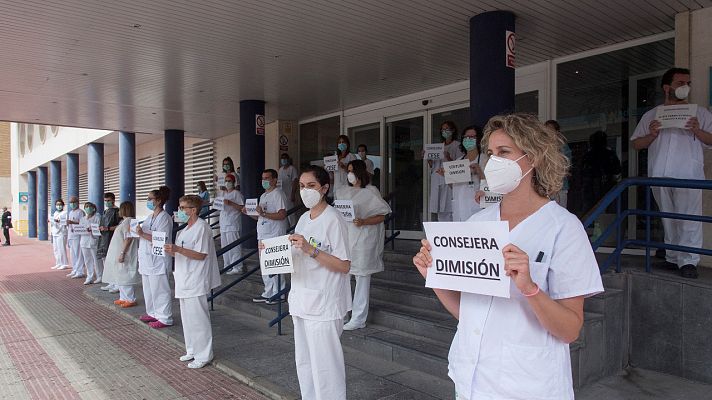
[386, 117, 424, 231]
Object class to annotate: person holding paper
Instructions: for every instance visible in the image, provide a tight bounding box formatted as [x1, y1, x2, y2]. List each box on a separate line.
[103, 201, 140, 308]
[220, 174, 245, 275]
[244, 169, 288, 303]
[630, 67, 712, 279]
[333, 135, 357, 190]
[452, 125, 487, 222]
[65, 196, 86, 279]
[50, 199, 70, 270]
[428, 121, 463, 222]
[413, 113, 603, 400]
[134, 186, 174, 328]
[356, 144, 375, 176]
[98, 193, 121, 287]
[336, 160, 391, 331]
[196, 181, 210, 216]
[278, 153, 299, 225]
[79, 202, 101, 285]
[164, 195, 221, 369]
[288, 165, 351, 400]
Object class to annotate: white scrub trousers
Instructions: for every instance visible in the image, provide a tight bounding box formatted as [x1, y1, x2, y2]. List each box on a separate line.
[142, 274, 174, 325]
[293, 316, 346, 400]
[653, 186, 703, 267]
[349, 275, 371, 327]
[180, 295, 213, 363]
[68, 238, 84, 275]
[52, 235, 68, 266]
[220, 230, 242, 271]
[80, 247, 97, 281]
[119, 285, 136, 302]
[95, 257, 105, 281]
[261, 274, 286, 299]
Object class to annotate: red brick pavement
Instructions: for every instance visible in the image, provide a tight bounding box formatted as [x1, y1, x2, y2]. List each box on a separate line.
[0, 235, 267, 400]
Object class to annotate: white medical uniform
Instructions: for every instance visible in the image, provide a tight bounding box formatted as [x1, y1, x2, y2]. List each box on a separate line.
[335, 185, 391, 327]
[279, 164, 299, 225]
[630, 106, 712, 267]
[451, 152, 488, 222]
[79, 214, 100, 281]
[290, 205, 351, 400]
[257, 188, 289, 299]
[175, 218, 221, 364]
[362, 157, 375, 175]
[333, 152, 357, 190]
[429, 141, 463, 221]
[50, 210, 69, 267]
[449, 202, 604, 400]
[138, 210, 174, 325]
[219, 189, 244, 272]
[102, 219, 140, 302]
[67, 208, 86, 276]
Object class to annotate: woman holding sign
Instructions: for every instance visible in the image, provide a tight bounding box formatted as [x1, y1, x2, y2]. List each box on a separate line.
[50, 199, 69, 270]
[164, 195, 221, 369]
[220, 174, 245, 275]
[333, 135, 356, 190]
[79, 202, 101, 285]
[336, 160, 391, 331]
[428, 121, 463, 222]
[135, 186, 174, 329]
[452, 126, 488, 222]
[103, 201, 140, 307]
[289, 165, 351, 400]
[413, 113, 603, 400]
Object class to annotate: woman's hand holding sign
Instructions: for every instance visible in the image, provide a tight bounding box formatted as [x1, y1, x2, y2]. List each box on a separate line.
[289, 234, 311, 255]
[502, 244, 538, 296]
[413, 239, 433, 279]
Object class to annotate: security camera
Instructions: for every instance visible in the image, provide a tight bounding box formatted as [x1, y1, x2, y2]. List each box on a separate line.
[422, 100, 430, 106]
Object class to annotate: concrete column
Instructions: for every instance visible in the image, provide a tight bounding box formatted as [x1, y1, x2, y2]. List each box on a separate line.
[27, 171, 37, 238]
[66, 153, 79, 199]
[164, 130, 184, 215]
[470, 11, 516, 129]
[50, 160, 62, 215]
[240, 100, 266, 248]
[37, 167, 49, 241]
[87, 143, 105, 213]
[119, 131, 136, 205]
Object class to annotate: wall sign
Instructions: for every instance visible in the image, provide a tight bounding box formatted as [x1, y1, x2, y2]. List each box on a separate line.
[505, 30, 515, 69]
[256, 114, 265, 135]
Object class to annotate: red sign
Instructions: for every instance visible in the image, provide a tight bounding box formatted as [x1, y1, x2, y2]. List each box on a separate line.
[256, 114, 265, 136]
[505, 30, 515, 69]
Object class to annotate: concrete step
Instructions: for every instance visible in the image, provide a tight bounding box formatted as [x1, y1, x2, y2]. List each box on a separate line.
[369, 277, 449, 313]
[369, 299, 456, 344]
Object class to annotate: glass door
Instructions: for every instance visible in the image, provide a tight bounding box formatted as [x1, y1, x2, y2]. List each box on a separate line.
[347, 122, 383, 190]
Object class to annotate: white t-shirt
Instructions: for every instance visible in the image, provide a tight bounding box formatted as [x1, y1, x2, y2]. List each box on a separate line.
[50, 210, 67, 236]
[289, 205, 352, 321]
[66, 209, 86, 240]
[219, 189, 244, 233]
[630, 105, 711, 179]
[278, 165, 299, 203]
[174, 218, 221, 298]
[362, 157, 375, 175]
[449, 201, 604, 399]
[334, 152, 357, 189]
[138, 210, 174, 275]
[430, 140, 463, 186]
[257, 189, 288, 240]
[79, 214, 100, 249]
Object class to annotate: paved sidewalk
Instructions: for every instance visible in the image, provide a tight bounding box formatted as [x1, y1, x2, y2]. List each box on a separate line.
[0, 235, 267, 400]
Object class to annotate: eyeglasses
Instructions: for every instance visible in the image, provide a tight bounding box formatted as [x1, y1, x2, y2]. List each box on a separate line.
[178, 206, 197, 211]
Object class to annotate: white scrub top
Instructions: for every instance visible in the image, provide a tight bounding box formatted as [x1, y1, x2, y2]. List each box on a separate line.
[66, 209, 86, 240]
[630, 105, 712, 179]
[219, 189, 244, 233]
[174, 218, 221, 299]
[257, 189, 288, 240]
[138, 210, 174, 276]
[429, 140, 463, 214]
[363, 158, 375, 175]
[450, 201, 604, 400]
[333, 152, 357, 190]
[278, 165, 299, 203]
[451, 152, 488, 222]
[79, 214, 100, 248]
[51, 210, 67, 236]
[289, 205, 352, 321]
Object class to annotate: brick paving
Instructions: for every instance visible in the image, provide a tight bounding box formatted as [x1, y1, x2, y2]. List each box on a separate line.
[0, 236, 267, 400]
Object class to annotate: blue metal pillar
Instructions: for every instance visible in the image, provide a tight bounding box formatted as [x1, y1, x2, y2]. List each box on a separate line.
[240, 100, 265, 248]
[87, 143, 105, 213]
[27, 171, 37, 238]
[470, 11, 515, 128]
[50, 160, 62, 215]
[37, 167, 49, 241]
[66, 153, 79, 199]
[164, 130, 184, 215]
[119, 131, 136, 205]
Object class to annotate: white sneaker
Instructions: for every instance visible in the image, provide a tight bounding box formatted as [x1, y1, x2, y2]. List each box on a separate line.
[100, 284, 112, 291]
[225, 268, 242, 275]
[58, 265, 70, 270]
[83, 279, 93, 285]
[187, 360, 210, 369]
[108, 288, 119, 294]
[51, 265, 60, 270]
[93, 277, 102, 284]
[72, 274, 85, 279]
[343, 320, 366, 331]
[179, 354, 194, 362]
[66, 272, 76, 277]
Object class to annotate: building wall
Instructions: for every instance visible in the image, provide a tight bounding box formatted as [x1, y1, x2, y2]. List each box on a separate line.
[0, 122, 12, 209]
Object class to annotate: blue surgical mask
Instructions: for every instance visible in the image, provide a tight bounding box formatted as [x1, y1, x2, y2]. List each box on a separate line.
[280, 159, 289, 166]
[69, 203, 78, 210]
[104, 201, 113, 209]
[175, 210, 189, 223]
[56, 205, 63, 211]
[84, 207, 95, 215]
[441, 130, 453, 139]
[223, 164, 231, 172]
[262, 180, 271, 190]
[337, 143, 347, 152]
[147, 200, 155, 211]
[463, 137, 477, 151]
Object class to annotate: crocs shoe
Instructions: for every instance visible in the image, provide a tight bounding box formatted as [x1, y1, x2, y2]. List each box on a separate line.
[179, 354, 194, 362]
[120, 301, 137, 308]
[139, 315, 157, 323]
[148, 321, 171, 329]
[113, 299, 126, 305]
[188, 360, 210, 369]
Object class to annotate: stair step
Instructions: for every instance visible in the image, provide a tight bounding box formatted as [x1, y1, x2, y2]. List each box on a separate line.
[369, 299, 456, 343]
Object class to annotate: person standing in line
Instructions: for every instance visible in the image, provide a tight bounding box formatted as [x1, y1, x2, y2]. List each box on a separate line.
[50, 199, 70, 269]
[428, 121, 464, 222]
[103, 201, 139, 308]
[164, 195, 221, 369]
[220, 174, 245, 275]
[545, 120, 571, 209]
[356, 144, 375, 176]
[333, 135, 357, 191]
[244, 169, 288, 303]
[278, 153, 299, 226]
[134, 186, 174, 328]
[1, 207, 11, 246]
[451, 125, 488, 222]
[79, 202, 101, 285]
[631, 67, 712, 279]
[286, 165, 351, 400]
[196, 181, 211, 217]
[336, 160, 391, 331]
[98, 193, 121, 288]
[217, 157, 239, 191]
[65, 196, 86, 279]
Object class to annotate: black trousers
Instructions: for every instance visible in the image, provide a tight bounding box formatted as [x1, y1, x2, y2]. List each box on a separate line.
[2, 227, 9, 244]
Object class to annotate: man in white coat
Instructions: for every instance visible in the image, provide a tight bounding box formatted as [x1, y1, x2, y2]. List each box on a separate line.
[631, 67, 712, 279]
[65, 196, 86, 278]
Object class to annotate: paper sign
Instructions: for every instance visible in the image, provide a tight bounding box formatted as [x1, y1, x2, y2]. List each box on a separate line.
[213, 197, 224, 211]
[333, 200, 355, 222]
[245, 198, 259, 216]
[423, 221, 511, 298]
[76, 223, 90, 236]
[481, 185, 503, 208]
[443, 160, 471, 184]
[259, 235, 294, 275]
[217, 175, 226, 188]
[323, 155, 338, 172]
[152, 231, 167, 257]
[276, 179, 283, 189]
[91, 223, 101, 237]
[655, 104, 698, 129]
[424, 144, 445, 160]
[59, 213, 68, 226]
[128, 219, 140, 238]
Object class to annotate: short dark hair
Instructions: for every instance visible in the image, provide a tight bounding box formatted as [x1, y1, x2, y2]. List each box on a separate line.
[545, 120, 560, 132]
[357, 144, 368, 152]
[661, 67, 690, 87]
[103, 192, 115, 200]
[263, 169, 278, 180]
[348, 160, 370, 188]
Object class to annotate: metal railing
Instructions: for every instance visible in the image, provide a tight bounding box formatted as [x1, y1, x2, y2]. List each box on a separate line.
[582, 177, 712, 274]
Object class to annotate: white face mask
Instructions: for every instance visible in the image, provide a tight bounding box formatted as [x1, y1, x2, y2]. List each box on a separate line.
[674, 85, 690, 100]
[484, 154, 532, 194]
[358, 151, 366, 159]
[347, 172, 357, 184]
[300, 188, 323, 209]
